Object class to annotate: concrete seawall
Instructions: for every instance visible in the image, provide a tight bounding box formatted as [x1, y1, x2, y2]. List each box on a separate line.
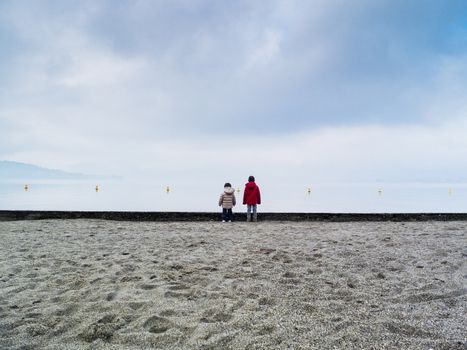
[1, 210, 467, 222]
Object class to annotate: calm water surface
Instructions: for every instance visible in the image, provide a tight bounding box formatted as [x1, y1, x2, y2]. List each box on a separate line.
[0, 180, 466, 212]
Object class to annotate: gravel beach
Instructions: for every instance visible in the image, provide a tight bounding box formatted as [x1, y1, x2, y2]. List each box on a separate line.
[0, 220, 466, 349]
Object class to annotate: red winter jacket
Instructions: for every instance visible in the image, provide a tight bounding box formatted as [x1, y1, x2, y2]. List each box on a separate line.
[243, 181, 261, 205]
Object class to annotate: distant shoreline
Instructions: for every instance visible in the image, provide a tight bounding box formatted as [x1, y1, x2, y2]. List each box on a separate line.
[1, 210, 467, 222]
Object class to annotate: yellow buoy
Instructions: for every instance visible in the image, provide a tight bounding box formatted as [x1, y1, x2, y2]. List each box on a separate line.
[237, 187, 240, 193]
[95, 185, 99, 193]
[24, 184, 29, 192]
[307, 187, 311, 195]
[166, 186, 170, 194]
[448, 188, 453, 196]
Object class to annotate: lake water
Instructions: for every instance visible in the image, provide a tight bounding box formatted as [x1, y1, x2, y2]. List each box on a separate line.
[1, 180, 466, 213]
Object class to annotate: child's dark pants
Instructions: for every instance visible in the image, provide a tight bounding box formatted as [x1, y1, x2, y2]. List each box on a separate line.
[222, 209, 233, 221]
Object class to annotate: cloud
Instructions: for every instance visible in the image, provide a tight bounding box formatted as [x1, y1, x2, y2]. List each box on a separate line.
[1, 0, 467, 184]
[6, 115, 467, 185]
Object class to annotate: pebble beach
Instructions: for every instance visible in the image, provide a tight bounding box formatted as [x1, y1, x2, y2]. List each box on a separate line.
[0, 219, 466, 349]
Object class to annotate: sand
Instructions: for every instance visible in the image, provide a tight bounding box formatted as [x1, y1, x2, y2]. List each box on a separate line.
[0, 220, 466, 350]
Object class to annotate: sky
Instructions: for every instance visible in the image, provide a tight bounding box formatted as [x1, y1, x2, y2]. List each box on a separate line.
[1, 0, 467, 187]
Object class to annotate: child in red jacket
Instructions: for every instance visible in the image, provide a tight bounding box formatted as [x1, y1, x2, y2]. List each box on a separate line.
[243, 175, 261, 222]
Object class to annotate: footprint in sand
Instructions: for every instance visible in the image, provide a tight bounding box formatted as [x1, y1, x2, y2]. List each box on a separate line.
[258, 297, 275, 306]
[25, 323, 49, 337]
[257, 324, 276, 335]
[79, 314, 129, 342]
[54, 303, 78, 316]
[120, 276, 142, 282]
[128, 302, 145, 310]
[106, 291, 118, 301]
[143, 315, 173, 334]
[159, 309, 178, 317]
[168, 283, 190, 291]
[334, 320, 353, 332]
[283, 271, 297, 278]
[246, 293, 259, 299]
[200, 309, 233, 323]
[164, 290, 193, 299]
[376, 272, 386, 279]
[139, 284, 157, 290]
[383, 321, 438, 338]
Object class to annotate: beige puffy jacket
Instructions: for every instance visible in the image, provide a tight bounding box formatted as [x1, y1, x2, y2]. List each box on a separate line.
[219, 187, 236, 209]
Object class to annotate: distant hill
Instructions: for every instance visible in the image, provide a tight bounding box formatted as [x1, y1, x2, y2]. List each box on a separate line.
[0, 161, 92, 180]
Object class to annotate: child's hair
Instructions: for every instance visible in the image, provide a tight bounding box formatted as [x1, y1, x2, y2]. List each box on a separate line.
[248, 175, 255, 182]
[224, 182, 232, 188]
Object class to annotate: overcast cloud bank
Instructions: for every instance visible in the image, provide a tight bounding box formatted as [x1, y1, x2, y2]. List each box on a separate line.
[1, 0, 467, 184]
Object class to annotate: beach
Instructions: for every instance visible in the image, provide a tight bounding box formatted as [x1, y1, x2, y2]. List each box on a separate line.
[0, 219, 466, 349]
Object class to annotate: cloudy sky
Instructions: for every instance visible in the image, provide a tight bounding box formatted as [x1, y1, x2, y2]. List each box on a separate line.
[1, 0, 467, 186]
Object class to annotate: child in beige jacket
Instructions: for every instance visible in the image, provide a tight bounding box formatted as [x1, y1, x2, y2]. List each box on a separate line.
[219, 182, 236, 222]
